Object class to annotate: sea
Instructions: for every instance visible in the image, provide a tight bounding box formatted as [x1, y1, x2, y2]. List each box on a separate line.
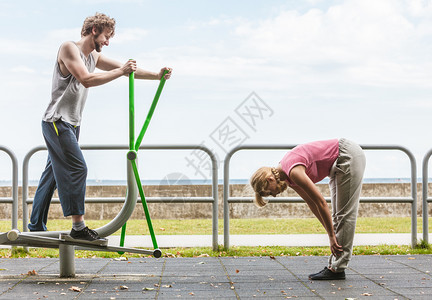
[0, 178, 423, 186]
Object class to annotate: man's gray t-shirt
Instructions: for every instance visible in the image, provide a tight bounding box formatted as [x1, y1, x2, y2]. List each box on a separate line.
[43, 43, 96, 126]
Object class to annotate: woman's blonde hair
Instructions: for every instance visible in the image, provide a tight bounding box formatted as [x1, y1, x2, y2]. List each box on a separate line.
[250, 167, 271, 207]
[81, 13, 116, 38]
[250, 166, 288, 208]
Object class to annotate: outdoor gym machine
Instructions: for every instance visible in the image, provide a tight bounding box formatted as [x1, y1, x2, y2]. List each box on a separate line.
[119, 67, 169, 255]
[0, 66, 168, 277]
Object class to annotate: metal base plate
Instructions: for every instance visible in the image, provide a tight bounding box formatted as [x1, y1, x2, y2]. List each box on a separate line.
[0, 230, 159, 256]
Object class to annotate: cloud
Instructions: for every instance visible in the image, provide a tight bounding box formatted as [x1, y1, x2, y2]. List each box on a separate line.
[46, 27, 81, 41]
[231, 0, 432, 86]
[0, 23, 78, 58]
[0, 39, 36, 55]
[113, 28, 149, 43]
[113, 0, 431, 100]
[406, 0, 432, 17]
[121, 0, 432, 92]
[234, 1, 412, 59]
[72, 0, 144, 4]
[10, 66, 36, 74]
[185, 15, 244, 30]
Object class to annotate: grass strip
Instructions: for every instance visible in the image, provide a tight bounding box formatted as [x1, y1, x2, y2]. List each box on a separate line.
[2, 243, 431, 259]
[2, 217, 428, 235]
[1, 217, 429, 258]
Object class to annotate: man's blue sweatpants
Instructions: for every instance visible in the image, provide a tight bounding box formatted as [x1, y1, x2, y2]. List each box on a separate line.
[28, 120, 87, 231]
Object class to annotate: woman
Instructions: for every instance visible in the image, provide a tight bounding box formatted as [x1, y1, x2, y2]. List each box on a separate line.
[250, 138, 366, 280]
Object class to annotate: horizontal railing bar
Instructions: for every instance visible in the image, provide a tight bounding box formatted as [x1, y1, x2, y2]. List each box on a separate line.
[26, 197, 215, 204]
[223, 143, 418, 249]
[21, 143, 219, 251]
[227, 197, 414, 203]
[142, 197, 215, 203]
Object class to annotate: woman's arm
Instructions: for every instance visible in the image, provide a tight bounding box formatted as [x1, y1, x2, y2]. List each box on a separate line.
[289, 165, 343, 256]
[290, 184, 327, 228]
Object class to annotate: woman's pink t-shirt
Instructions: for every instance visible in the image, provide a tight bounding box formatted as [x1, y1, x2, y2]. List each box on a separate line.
[280, 139, 339, 186]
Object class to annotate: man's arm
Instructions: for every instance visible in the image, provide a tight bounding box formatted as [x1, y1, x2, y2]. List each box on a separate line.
[96, 54, 171, 80]
[59, 42, 135, 88]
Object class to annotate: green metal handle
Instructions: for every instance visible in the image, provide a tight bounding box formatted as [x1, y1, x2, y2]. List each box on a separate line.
[119, 70, 135, 254]
[129, 71, 135, 151]
[134, 70, 169, 151]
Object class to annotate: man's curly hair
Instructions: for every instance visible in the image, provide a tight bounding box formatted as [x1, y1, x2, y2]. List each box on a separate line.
[81, 13, 116, 38]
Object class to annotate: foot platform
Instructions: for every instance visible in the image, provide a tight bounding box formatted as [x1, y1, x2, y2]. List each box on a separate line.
[1, 230, 161, 257]
[60, 233, 108, 247]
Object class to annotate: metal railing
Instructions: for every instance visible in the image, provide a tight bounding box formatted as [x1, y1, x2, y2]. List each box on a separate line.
[223, 144, 418, 249]
[1, 142, 422, 249]
[22, 144, 219, 250]
[0, 146, 19, 230]
[422, 149, 432, 244]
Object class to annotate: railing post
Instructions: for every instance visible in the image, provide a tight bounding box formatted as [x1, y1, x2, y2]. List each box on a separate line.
[360, 145, 417, 248]
[22, 146, 46, 232]
[208, 149, 219, 251]
[223, 152, 231, 249]
[223, 144, 418, 249]
[0, 146, 19, 230]
[422, 149, 432, 244]
[223, 145, 296, 250]
[21, 144, 218, 249]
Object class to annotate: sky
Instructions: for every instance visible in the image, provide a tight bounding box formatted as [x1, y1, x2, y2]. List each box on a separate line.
[1, 0, 432, 184]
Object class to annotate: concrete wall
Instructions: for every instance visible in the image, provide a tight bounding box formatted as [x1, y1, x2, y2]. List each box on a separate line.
[0, 183, 429, 220]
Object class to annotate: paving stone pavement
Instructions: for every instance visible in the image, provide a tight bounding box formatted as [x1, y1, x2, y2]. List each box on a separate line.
[0, 255, 430, 299]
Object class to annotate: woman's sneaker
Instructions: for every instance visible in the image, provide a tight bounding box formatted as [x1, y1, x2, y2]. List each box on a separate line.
[309, 267, 345, 280]
[63, 226, 108, 246]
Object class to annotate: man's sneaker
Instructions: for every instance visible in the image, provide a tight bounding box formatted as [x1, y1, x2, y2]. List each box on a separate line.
[309, 267, 345, 280]
[63, 226, 108, 246]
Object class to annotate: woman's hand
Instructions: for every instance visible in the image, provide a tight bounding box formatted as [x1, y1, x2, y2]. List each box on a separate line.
[329, 235, 343, 257]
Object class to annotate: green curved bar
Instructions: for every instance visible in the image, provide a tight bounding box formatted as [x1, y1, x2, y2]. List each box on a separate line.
[131, 160, 159, 249]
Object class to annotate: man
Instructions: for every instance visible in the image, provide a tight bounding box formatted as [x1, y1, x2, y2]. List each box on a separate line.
[28, 13, 172, 245]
